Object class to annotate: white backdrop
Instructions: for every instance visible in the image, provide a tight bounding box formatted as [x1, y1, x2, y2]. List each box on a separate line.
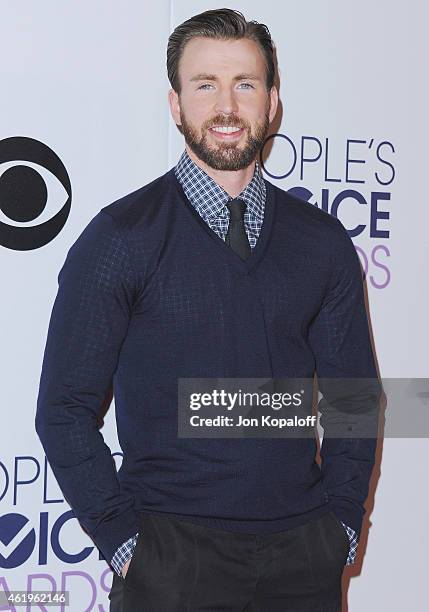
[1, 2, 427, 610]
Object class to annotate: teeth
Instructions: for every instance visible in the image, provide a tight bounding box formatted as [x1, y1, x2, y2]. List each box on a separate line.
[211, 126, 242, 134]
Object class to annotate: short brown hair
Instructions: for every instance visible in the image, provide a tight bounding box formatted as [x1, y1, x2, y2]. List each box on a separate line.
[167, 8, 275, 95]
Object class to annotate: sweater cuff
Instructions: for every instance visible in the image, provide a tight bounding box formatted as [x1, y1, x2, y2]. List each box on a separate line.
[328, 497, 365, 541]
[91, 508, 141, 570]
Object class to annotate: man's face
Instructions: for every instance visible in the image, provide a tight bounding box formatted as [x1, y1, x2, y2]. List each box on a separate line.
[169, 37, 278, 171]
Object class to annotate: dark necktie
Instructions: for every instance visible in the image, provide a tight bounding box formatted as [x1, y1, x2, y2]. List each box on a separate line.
[225, 197, 251, 261]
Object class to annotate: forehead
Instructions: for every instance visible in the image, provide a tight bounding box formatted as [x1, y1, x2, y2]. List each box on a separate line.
[179, 37, 266, 80]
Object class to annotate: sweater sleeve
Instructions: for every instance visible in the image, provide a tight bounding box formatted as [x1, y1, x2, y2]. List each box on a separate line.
[308, 217, 382, 539]
[35, 209, 141, 566]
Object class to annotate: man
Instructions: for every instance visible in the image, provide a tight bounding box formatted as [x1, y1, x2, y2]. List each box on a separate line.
[35, 8, 380, 612]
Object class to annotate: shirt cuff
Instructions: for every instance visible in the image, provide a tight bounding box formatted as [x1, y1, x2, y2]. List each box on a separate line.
[110, 532, 139, 577]
[340, 521, 358, 565]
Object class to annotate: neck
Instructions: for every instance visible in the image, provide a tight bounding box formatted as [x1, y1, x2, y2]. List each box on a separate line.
[185, 145, 256, 198]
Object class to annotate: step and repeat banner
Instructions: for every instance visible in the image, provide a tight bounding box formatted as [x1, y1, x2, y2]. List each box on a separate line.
[1, 2, 427, 610]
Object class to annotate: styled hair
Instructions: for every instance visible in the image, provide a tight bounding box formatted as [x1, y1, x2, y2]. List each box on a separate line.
[167, 8, 275, 94]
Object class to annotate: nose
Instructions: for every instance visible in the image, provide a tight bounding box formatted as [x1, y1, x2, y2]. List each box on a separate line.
[214, 86, 239, 116]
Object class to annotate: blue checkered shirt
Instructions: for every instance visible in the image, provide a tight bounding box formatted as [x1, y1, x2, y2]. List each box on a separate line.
[110, 149, 358, 576]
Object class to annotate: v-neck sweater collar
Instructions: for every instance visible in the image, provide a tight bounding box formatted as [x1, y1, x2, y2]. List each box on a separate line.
[169, 167, 276, 276]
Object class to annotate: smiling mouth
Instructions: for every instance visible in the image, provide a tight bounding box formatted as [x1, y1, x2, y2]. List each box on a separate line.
[208, 126, 245, 139]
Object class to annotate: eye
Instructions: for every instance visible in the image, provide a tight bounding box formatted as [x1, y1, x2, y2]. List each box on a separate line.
[197, 83, 213, 90]
[239, 83, 254, 89]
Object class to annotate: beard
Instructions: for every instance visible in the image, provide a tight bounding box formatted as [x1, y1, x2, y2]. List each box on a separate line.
[179, 100, 270, 171]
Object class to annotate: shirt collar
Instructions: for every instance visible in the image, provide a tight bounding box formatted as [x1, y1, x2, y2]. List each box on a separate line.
[174, 149, 265, 221]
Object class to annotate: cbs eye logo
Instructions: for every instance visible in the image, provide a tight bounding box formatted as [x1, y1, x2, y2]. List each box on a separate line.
[0, 136, 71, 251]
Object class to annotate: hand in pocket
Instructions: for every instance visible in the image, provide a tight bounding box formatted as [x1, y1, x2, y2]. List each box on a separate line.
[121, 558, 131, 579]
[329, 512, 350, 559]
[122, 531, 141, 582]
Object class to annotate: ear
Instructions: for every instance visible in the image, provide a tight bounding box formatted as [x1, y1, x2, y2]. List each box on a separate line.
[268, 86, 279, 124]
[168, 89, 182, 126]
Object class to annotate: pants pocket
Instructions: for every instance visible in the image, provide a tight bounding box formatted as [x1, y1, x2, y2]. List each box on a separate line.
[123, 515, 145, 590]
[328, 511, 350, 559]
[122, 512, 199, 610]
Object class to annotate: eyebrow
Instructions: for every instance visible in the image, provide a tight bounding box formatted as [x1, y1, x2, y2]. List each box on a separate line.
[189, 73, 261, 83]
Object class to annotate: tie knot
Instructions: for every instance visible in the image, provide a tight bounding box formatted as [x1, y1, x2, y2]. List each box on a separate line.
[226, 197, 247, 221]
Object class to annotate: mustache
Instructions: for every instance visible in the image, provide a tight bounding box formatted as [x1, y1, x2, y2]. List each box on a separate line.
[205, 119, 248, 129]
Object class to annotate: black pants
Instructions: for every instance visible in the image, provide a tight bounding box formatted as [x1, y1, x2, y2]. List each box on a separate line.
[108, 510, 349, 612]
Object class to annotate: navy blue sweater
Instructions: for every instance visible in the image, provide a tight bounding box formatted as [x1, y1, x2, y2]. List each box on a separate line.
[35, 167, 380, 566]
